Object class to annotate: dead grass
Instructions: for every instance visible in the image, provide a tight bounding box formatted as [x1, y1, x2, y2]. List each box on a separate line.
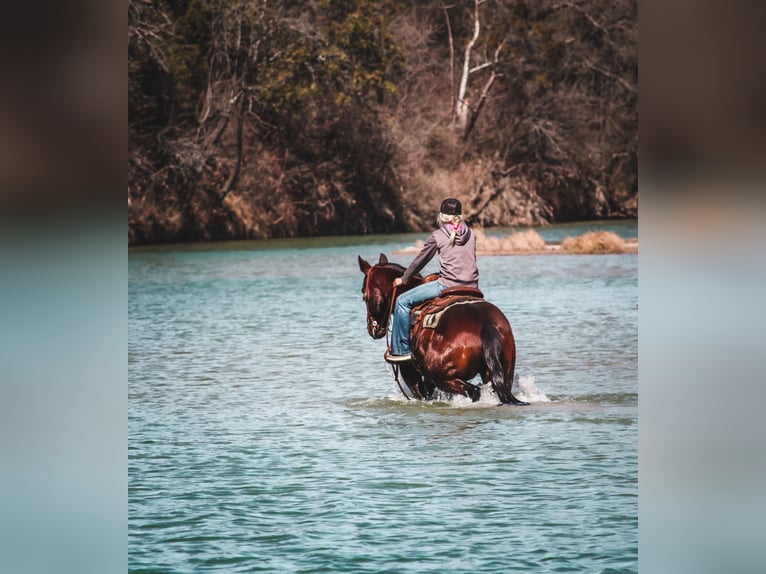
[475, 228, 547, 253]
[560, 230, 626, 253]
[395, 228, 636, 256]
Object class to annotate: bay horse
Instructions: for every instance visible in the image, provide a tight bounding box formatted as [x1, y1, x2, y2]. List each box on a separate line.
[358, 253, 527, 405]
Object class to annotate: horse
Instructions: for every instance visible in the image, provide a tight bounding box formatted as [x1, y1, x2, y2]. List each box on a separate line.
[358, 253, 528, 405]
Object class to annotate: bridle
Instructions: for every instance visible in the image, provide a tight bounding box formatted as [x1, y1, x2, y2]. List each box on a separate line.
[361, 263, 418, 400]
[362, 265, 400, 340]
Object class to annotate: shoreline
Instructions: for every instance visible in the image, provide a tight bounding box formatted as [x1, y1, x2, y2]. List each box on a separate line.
[395, 238, 638, 256]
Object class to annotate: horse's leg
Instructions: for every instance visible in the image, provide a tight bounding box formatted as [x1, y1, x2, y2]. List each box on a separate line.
[398, 363, 436, 400]
[398, 352, 436, 400]
[417, 378, 437, 401]
[408, 331, 436, 400]
[438, 378, 481, 402]
[414, 338, 479, 401]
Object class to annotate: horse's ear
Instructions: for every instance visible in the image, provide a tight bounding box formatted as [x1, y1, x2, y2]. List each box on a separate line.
[378, 253, 388, 265]
[358, 255, 371, 273]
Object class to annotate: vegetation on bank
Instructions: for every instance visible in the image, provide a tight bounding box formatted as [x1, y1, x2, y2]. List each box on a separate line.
[559, 230, 630, 253]
[129, 0, 637, 245]
[397, 229, 637, 255]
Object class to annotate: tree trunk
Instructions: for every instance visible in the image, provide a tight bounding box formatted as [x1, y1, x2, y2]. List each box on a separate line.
[220, 92, 245, 201]
[455, 0, 482, 131]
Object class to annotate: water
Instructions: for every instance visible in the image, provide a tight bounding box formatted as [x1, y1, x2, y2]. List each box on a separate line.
[129, 221, 637, 573]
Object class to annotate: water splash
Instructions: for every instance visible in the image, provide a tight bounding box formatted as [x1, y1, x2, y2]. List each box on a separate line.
[386, 373, 550, 406]
[472, 374, 550, 405]
[512, 374, 551, 403]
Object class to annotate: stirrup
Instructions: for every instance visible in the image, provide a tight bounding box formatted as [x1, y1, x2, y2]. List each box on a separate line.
[384, 349, 412, 363]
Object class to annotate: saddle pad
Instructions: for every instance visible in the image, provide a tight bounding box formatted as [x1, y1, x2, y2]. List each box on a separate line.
[419, 297, 485, 329]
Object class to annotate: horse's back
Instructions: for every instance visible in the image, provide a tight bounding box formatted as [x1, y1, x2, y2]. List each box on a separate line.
[413, 295, 511, 344]
[446, 298, 511, 335]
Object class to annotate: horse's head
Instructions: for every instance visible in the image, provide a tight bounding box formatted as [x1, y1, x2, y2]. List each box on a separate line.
[358, 253, 402, 339]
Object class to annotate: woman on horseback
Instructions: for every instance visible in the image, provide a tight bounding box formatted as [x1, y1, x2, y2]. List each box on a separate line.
[385, 198, 479, 362]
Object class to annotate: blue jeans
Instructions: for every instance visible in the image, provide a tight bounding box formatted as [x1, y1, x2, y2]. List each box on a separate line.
[390, 281, 447, 355]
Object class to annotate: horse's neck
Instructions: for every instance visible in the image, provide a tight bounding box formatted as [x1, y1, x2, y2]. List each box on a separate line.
[384, 276, 424, 315]
[379, 265, 425, 307]
[402, 274, 437, 294]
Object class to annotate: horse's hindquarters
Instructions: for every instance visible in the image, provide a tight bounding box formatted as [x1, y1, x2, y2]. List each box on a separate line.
[412, 301, 517, 401]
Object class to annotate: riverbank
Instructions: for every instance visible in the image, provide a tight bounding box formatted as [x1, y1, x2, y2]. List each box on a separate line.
[395, 229, 638, 256]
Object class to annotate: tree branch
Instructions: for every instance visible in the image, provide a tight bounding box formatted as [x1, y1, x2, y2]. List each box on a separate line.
[441, 2, 456, 126]
[463, 70, 497, 140]
[469, 61, 494, 74]
[463, 37, 505, 140]
[584, 61, 637, 93]
[220, 92, 246, 201]
[550, 2, 619, 52]
[455, 0, 483, 130]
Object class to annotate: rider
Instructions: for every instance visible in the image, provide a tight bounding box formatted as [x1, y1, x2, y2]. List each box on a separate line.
[385, 197, 479, 363]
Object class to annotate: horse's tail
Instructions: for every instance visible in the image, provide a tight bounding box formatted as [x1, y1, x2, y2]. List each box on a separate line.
[481, 323, 519, 404]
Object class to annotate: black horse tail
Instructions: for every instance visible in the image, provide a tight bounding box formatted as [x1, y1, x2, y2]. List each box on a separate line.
[481, 323, 517, 404]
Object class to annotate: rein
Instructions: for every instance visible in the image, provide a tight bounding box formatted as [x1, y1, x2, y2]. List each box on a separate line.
[384, 283, 412, 401]
[363, 264, 423, 401]
[384, 284, 399, 348]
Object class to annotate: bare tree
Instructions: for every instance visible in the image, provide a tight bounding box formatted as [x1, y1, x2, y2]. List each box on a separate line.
[447, 0, 506, 139]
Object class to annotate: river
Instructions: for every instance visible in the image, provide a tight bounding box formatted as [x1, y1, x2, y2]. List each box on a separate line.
[129, 220, 637, 573]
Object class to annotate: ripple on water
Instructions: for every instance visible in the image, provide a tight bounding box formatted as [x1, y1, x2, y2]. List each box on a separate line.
[130, 237, 637, 573]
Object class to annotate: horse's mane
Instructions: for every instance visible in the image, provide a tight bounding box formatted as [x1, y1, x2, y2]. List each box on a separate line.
[377, 262, 424, 282]
[379, 262, 406, 272]
[364, 262, 423, 298]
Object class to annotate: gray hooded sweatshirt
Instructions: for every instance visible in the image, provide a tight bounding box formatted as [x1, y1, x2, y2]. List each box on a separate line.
[401, 223, 479, 288]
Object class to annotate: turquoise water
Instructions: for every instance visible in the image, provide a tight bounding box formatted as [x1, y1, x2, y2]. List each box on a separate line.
[129, 221, 637, 573]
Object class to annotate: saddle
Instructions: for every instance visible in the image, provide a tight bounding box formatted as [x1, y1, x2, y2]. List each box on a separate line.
[410, 287, 485, 331]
